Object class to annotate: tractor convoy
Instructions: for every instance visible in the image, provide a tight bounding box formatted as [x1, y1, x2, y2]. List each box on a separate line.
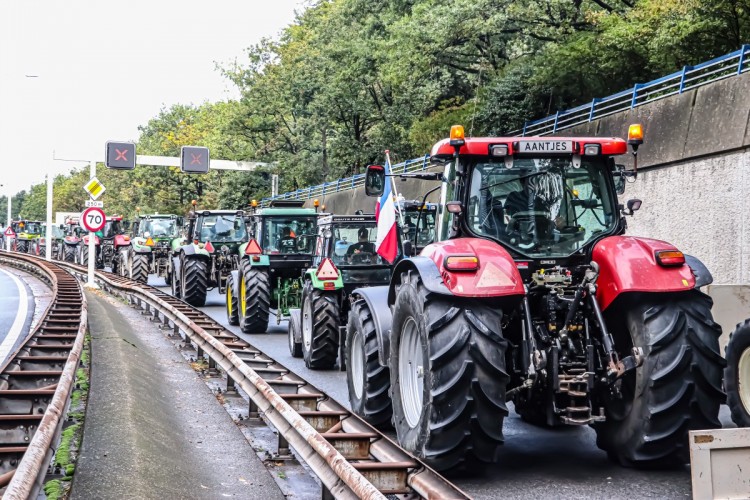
[7, 123, 747, 476]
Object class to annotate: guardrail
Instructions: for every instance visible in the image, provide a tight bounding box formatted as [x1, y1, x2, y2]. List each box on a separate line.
[265, 45, 750, 205]
[0, 252, 87, 499]
[55, 260, 468, 500]
[261, 154, 432, 207]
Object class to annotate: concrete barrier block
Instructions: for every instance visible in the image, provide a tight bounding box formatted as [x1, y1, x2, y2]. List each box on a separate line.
[705, 284, 750, 352]
[685, 72, 750, 157]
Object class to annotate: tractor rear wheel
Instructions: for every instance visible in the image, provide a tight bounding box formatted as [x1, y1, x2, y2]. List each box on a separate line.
[595, 291, 724, 467]
[301, 282, 340, 370]
[181, 257, 208, 307]
[389, 270, 509, 471]
[80, 246, 89, 267]
[239, 266, 270, 333]
[725, 319, 750, 427]
[346, 298, 392, 429]
[288, 310, 303, 358]
[130, 253, 149, 284]
[226, 272, 239, 326]
[170, 258, 181, 298]
[63, 245, 76, 263]
[16, 241, 28, 253]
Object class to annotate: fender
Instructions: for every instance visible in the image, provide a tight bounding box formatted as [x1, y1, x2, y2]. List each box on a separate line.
[592, 236, 696, 311]
[289, 308, 302, 345]
[82, 235, 100, 245]
[388, 237, 525, 305]
[181, 244, 210, 258]
[685, 254, 713, 288]
[243, 254, 270, 267]
[114, 235, 131, 247]
[352, 286, 392, 367]
[230, 268, 241, 303]
[306, 268, 344, 291]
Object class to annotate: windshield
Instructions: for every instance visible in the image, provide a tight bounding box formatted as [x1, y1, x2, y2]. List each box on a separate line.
[262, 216, 317, 254]
[102, 220, 124, 237]
[140, 218, 179, 238]
[50, 226, 65, 238]
[401, 208, 436, 248]
[331, 222, 387, 266]
[15, 222, 41, 234]
[467, 157, 617, 258]
[198, 215, 246, 243]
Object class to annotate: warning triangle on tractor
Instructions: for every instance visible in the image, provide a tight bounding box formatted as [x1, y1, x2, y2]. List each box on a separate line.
[204, 241, 215, 253]
[245, 239, 262, 255]
[316, 258, 339, 280]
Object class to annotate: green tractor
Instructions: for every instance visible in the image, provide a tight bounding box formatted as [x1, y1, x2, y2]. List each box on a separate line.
[288, 214, 395, 370]
[228, 200, 319, 333]
[129, 213, 183, 284]
[397, 199, 438, 254]
[30, 224, 65, 257]
[11, 220, 43, 253]
[169, 206, 248, 307]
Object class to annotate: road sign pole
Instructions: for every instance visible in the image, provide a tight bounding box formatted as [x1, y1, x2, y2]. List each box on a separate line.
[86, 160, 97, 288]
[45, 174, 53, 261]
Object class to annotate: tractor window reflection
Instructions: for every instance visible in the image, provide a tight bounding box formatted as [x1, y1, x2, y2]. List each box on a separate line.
[140, 219, 179, 238]
[262, 217, 317, 254]
[331, 223, 384, 266]
[198, 215, 247, 243]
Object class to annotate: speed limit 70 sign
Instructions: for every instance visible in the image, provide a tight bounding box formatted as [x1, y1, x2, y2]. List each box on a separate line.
[81, 207, 106, 232]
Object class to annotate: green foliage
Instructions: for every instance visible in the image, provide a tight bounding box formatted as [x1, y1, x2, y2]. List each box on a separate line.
[10, 0, 750, 216]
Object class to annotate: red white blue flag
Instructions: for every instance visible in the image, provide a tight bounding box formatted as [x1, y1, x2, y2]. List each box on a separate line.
[375, 158, 398, 263]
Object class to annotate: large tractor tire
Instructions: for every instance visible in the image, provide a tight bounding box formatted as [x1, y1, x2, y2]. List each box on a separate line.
[170, 257, 181, 299]
[130, 253, 149, 284]
[180, 256, 208, 307]
[63, 245, 76, 263]
[725, 319, 750, 427]
[113, 247, 127, 276]
[389, 270, 509, 471]
[595, 291, 724, 467]
[80, 246, 89, 267]
[225, 272, 240, 326]
[301, 282, 340, 370]
[346, 298, 392, 429]
[15, 240, 28, 253]
[239, 266, 270, 334]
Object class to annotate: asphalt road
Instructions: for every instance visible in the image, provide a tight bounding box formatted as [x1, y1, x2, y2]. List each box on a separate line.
[0, 266, 34, 365]
[149, 275, 733, 500]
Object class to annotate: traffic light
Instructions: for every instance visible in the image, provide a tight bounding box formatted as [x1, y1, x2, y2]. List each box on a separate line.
[105, 141, 136, 170]
[180, 146, 210, 174]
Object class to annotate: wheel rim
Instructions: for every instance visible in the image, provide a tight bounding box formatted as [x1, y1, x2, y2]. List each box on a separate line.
[227, 285, 233, 316]
[302, 295, 313, 350]
[739, 347, 750, 414]
[399, 317, 423, 429]
[240, 276, 246, 318]
[351, 329, 365, 400]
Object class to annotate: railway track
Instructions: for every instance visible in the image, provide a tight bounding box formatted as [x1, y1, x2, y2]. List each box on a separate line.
[0, 251, 87, 499]
[48, 258, 468, 499]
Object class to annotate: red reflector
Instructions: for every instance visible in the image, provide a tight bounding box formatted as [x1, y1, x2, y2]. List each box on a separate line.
[445, 255, 479, 271]
[323, 281, 336, 290]
[252, 255, 260, 262]
[316, 258, 339, 280]
[655, 250, 685, 267]
[245, 239, 262, 255]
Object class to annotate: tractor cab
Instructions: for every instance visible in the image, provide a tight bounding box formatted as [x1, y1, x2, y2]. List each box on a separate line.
[397, 199, 437, 254]
[187, 210, 247, 252]
[244, 201, 318, 271]
[133, 214, 182, 248]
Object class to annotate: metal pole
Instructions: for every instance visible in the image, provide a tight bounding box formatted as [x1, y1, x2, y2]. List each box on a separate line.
[86, 160, 97, 288]
[45, 174, 52, 261]
[5, 186, 10, 251]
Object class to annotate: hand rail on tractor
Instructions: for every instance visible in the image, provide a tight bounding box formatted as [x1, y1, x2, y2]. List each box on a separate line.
[0, 251, 87, 499]
[263, 45, 750, 205]
[54, 260, 469, 500]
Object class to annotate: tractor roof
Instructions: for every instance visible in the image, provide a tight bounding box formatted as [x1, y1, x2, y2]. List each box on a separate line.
[318, 214, 376, 225]
[254, 207, 318, 217]
[431, 136, 628, 157]
[194, 210, 244, 216]
[138, 214, 180, 219]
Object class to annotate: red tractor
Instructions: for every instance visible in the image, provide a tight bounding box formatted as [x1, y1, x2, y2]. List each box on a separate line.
[347, 125, 724, 471]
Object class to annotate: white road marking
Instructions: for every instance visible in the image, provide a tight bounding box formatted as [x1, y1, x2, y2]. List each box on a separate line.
[0, 268, 30, 364]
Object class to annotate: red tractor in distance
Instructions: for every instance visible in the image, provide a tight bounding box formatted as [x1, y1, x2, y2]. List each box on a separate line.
[347, 125, 724, 472]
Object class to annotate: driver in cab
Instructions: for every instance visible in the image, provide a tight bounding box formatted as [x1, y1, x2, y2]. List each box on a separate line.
[345, 227, 375, 263]
[279, 226, 297, 253]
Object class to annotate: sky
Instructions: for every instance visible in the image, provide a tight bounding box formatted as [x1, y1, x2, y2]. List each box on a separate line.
[0, 0, 307, 195]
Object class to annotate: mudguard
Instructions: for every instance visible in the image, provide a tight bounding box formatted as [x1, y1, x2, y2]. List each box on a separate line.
[388, 237, 525, 304]
[592, 236, 696, 311]
[685, 254, 713, 288]
[132, 237, 152, 253]
[82, 235, 100, 245]
[352, 286, 392, 367]
[114, 235, 131, 247]
[243, 254, 270, 267]
[289, 308, 302, 345]
[305, 268, 344, 291]
[181, 244, 210, 258]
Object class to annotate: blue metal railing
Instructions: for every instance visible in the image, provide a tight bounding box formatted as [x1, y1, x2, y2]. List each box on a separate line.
[264, 45, 750, 206]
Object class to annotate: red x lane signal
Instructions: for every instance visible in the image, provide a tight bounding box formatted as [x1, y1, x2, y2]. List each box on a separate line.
[180, 146, 210, 174]
[105, 141, 136, 170]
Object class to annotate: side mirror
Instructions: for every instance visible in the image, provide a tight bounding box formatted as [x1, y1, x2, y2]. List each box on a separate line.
[613, 164, 626, 195]
[402, 239, 415, 257]
[625, 198, 642, 216]
[365, 165, 385, 197]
